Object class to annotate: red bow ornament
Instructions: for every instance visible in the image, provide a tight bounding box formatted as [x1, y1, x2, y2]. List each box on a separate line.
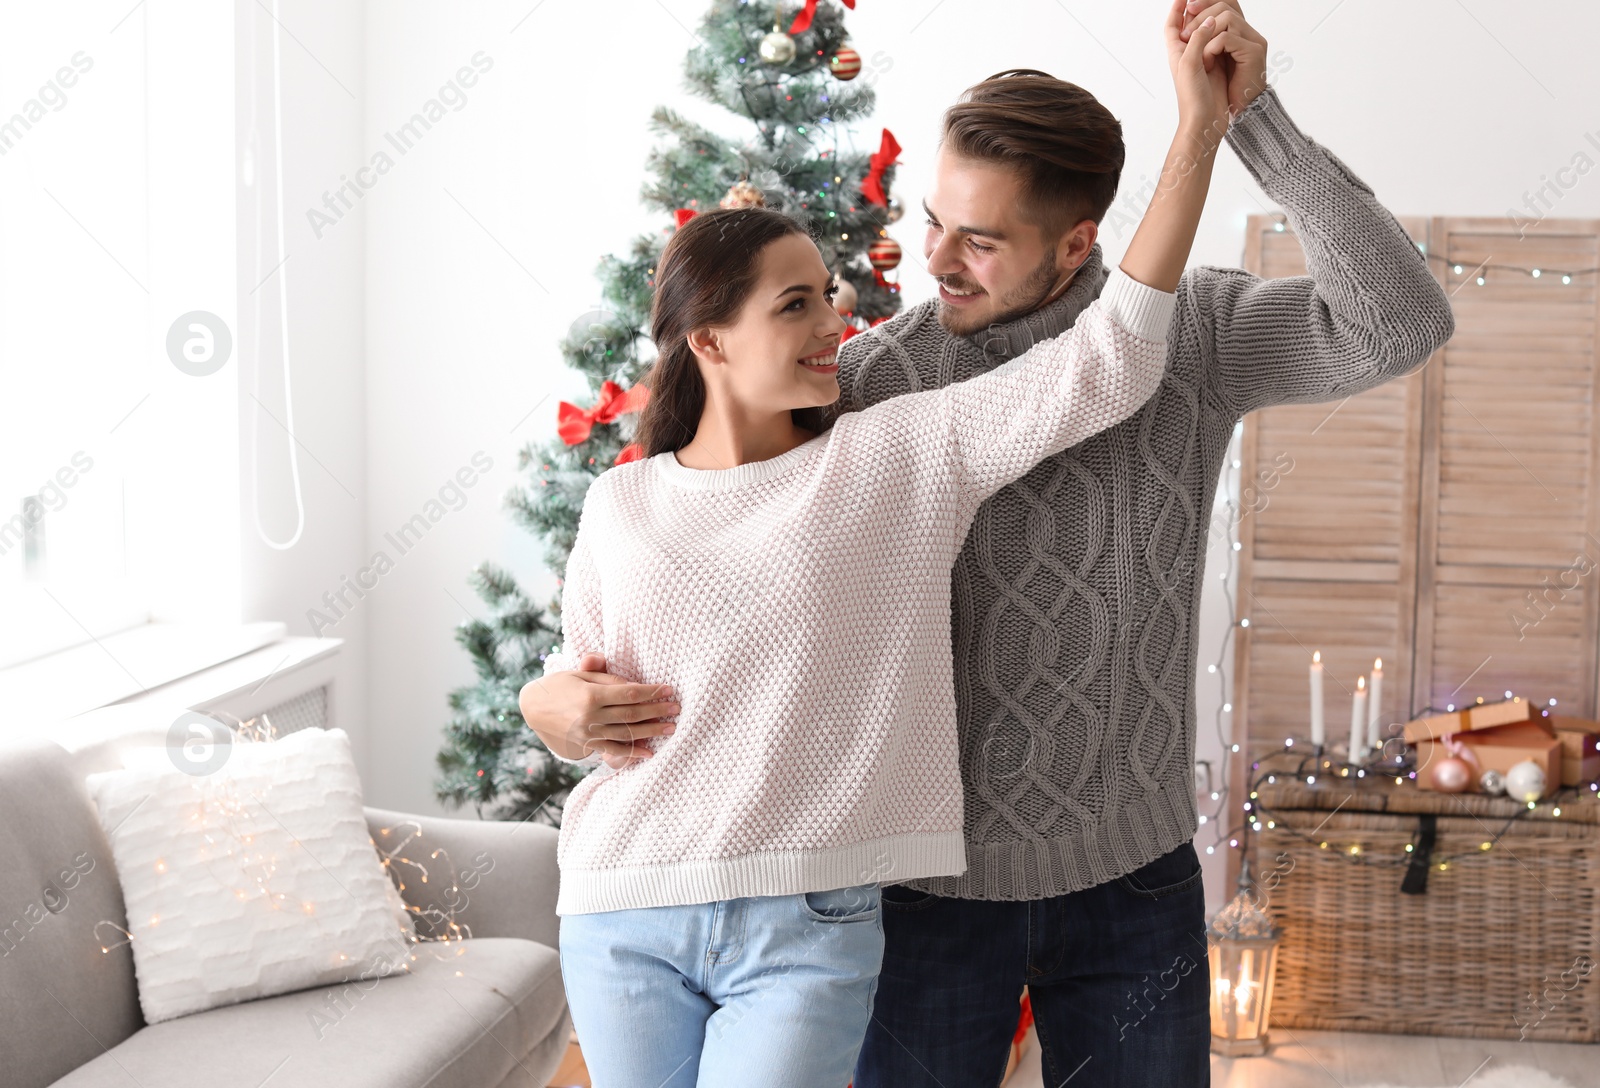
[675, 208, 698, 227]
[860, 128, 901, 207]
[558, 380, 650, 446]
[789, 0, 856, 34]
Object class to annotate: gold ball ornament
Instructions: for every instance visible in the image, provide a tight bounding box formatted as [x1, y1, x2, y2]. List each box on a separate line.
[830, 46, 862, 80]
[758, 30, 797, 65]
[720, 181, 766, 210]
[832, 276, 858, 316]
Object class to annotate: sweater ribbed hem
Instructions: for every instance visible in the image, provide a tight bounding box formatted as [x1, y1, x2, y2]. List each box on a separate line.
[556, 829, 967, 914]
[900, 777, 1198, 901]
[1099, 267, 1177, 342]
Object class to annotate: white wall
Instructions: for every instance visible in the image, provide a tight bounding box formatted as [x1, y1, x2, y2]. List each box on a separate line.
[349, 0, 1600, 903]
[236, 0, 371, 776]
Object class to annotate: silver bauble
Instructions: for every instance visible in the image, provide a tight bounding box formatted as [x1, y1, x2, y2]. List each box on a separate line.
[885, 195, 904, 223]
[1479, 769, 1506, 796]
[758, 31, 796, 65]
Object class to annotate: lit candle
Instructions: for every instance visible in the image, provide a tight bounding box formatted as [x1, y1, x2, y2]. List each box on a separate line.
[1309, 651, 1325, 747]
[1366, 658, 1384, 751]
[1349, 676, 1368, 762]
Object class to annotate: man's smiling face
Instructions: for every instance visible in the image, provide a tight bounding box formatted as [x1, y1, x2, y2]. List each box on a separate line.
[922, 144, 1099, 337]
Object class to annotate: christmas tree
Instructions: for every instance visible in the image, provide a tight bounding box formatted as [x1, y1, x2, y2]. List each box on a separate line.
[434, 0, 906, 824]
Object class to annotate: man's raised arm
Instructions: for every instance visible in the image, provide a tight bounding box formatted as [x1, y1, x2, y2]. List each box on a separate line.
[1174, 2, 1455, 416]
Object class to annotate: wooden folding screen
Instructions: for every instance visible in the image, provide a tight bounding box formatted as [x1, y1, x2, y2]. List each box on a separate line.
[1231, 216, 1600, 766]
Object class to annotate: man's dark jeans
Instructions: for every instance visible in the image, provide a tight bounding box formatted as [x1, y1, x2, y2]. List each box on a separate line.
[853, 840, 1210, 1088]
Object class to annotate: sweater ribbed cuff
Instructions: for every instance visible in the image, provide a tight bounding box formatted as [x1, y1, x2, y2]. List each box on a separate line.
[1100, 266, 1177, 343]
[547, 746, 602, 769]
[1223, 84, 1312, 180]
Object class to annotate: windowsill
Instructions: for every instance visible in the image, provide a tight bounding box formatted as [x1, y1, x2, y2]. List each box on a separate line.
[0, 621, 292, 732]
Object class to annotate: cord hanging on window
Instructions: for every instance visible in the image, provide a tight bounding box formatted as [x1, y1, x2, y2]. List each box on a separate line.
[247, 0, 306, 551]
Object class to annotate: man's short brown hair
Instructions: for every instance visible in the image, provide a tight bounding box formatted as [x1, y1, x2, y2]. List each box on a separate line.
[940, 69, 1125, 243]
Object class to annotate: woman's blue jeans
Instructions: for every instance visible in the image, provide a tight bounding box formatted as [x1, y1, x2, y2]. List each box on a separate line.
[558, 883, 884, 1087]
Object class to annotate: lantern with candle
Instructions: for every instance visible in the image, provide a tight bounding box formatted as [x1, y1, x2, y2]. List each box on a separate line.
[1207, 860, 1283, 1056]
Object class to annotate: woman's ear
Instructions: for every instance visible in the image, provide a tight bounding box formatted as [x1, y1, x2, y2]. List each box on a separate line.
[686, 327, 725, 366]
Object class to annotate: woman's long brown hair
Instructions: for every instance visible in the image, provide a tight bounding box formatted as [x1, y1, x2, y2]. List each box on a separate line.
[633, 206, 830, 459]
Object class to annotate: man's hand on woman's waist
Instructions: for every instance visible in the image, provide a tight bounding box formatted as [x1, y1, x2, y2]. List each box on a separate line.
[518, 653, 679, 769]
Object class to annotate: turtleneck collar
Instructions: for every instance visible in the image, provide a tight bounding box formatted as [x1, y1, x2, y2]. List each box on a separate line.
[956, 241, 1111, 366]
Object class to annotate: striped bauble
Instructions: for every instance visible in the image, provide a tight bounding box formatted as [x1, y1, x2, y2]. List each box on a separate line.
[867, 236, 902, 272]
[830, 46, 862, 80]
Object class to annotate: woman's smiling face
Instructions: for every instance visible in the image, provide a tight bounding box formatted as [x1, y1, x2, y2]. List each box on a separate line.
[689, 232, 850, 413]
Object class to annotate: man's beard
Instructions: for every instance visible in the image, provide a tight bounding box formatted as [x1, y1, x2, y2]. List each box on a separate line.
[936, 246, 1066, 337]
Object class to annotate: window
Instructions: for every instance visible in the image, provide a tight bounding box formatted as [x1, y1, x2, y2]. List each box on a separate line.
[0, 4, 239, 670]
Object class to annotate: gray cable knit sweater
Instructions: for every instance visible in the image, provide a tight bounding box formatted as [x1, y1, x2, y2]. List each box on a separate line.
[823, 86, 1456, 901]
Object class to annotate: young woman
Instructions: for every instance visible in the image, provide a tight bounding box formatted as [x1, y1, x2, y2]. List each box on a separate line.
[537, 15, 1229, 1086]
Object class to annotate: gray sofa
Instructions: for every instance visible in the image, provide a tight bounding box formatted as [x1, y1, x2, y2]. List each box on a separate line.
[0, 737, 571, 1088]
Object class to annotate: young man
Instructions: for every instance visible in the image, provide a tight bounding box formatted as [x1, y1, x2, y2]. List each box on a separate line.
[519, 2, 1455, 1083]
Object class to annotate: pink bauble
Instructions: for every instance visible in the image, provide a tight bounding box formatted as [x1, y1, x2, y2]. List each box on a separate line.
[1429, 756, 1472, 793]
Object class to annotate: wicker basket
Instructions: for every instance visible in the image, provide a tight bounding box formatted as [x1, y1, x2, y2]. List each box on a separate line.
[1250, 782, 1600, 1042]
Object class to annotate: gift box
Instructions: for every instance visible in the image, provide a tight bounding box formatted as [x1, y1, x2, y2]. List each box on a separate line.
[1549, 716, 1600, 787]
[1416, 718, 1562, 799]
[1402, 697, 1539, 745]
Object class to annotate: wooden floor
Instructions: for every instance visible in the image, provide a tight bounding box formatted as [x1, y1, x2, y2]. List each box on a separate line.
[546, 1028, 1600, 1087]
[1008, 1027, 1599, 1087]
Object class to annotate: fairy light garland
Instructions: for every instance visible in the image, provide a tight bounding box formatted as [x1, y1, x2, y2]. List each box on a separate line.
[1265, 216, 1600, 287]
[1219, 709, 1597, 875]
[1198, 421, 1247, 857]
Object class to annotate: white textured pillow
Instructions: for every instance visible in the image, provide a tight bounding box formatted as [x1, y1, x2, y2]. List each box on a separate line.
[85, 726, 413, 1024]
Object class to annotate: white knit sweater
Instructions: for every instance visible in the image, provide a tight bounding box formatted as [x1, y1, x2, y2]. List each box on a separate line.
[544, 267, 1176, 915]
